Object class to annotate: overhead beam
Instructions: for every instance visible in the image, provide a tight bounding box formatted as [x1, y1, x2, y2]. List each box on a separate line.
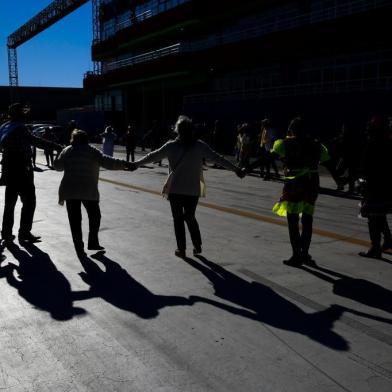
[7, 0, 90, 49]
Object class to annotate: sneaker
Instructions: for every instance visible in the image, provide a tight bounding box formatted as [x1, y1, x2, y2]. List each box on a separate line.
[193, 246, 202, 256]
[174, 249, 186, 258]
[18, 232, 41, 243]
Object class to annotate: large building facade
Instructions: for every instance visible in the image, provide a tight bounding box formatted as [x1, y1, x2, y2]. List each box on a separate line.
[84, 0, 392, 139]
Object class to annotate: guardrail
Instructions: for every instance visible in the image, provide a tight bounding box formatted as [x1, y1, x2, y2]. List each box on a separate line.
[183, 0, 392, 53]
[103, 43, 181, 72]
[183, 77, 392, 104]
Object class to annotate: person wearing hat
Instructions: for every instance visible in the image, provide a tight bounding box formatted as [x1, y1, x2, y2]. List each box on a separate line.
[132, 115, 244, 258]
[0, 103, 62, 244]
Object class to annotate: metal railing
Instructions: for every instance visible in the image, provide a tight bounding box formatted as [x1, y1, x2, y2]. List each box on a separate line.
[100, 0, 190, 41]
[103, 43, 181, 72]
[183, 0, 392, 53]
[184, 77, 392, 104]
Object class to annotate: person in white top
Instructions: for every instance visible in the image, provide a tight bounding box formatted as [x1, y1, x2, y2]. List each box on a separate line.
[133, 115, 244, 258]
[55, 129, 130, 256]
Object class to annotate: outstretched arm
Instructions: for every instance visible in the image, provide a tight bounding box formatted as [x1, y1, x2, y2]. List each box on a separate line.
[201, 141, 238, 172]
[134, 142, 169, 168]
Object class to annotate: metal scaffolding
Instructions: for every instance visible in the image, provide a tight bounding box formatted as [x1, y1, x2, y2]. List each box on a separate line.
[92, 0, 102, 74]
[6, 0, 91, 100]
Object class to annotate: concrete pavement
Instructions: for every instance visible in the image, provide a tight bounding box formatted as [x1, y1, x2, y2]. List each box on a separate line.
[0, 149, 391, 391]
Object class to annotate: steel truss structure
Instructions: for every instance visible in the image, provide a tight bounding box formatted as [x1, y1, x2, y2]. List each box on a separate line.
[7, 0, 95, 99]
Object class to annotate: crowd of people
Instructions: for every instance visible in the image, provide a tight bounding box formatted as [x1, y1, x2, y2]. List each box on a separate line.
[0, 102, 391, 269]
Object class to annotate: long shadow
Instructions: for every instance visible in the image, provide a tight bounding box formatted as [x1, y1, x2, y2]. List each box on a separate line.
[76, 253, 193, 319]
[184, 255, 349, 351]
[5, 243, 86, 321]
[300, 264, 392, 315]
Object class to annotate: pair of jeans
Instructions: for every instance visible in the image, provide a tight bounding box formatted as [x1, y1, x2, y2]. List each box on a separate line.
[66, 200, 101, 251]
[2, 180, 36, 239]
[169, 194, 201, 251]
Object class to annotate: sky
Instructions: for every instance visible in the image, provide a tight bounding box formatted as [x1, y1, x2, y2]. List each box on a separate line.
[0, 0, 92, 87]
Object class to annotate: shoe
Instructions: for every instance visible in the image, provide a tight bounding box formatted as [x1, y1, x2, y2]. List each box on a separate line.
[88, 243, 105, 251]
[359, 247, 382, 259]
[382, 240, 392, 252]
[302, 253, 317, 266]
[193, 246, 202, 256]
[18, 232, 41, 243]
[2, 234, 15, 244]
[174, 249, 186, 258]
[283, 255, 303, 267]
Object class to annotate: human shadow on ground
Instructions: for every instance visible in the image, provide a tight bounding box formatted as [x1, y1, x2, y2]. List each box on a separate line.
[300, 264, 392, 316]
[184, 255, 349, 351]
[4, 243, 87, 321]
[76, 253, 193, 319]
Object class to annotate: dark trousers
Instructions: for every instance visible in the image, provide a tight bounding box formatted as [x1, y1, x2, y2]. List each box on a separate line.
[2, 181, 36, 238]
[45, 149, 54, 167]
[169, 194, 201, 251]
[287, 213, 313, 256]
[126, 146, 135, 162]
[368, 215, 391, 250]
[66, 200, 101, 251]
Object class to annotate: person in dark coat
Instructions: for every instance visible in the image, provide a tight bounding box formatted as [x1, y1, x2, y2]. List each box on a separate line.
[0, 103, 62, 244]
[358, 117, 392, 258]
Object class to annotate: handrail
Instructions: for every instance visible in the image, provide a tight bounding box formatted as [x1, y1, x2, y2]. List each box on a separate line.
[103, 43, 181, 72]
[183, 77, 392, 103]
[183, 0, 392, 53]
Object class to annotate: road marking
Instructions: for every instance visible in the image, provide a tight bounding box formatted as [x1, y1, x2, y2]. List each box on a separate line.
[100, 177, 370, 247]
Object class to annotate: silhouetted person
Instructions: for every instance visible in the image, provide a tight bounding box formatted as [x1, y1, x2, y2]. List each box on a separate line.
[54, 129, 130, 256]
[259, 118, 279, 180]
[124, 124, 136, 162]
[133, 115, 243, 258]
[358, 117, 392, 258]
[43, 127, 55, 168]
[259, 117, 333, 266]
[0, 103, 62, 244]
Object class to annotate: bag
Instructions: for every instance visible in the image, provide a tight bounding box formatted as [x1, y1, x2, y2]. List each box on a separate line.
[161, 149, 188, 199]
[162, 172, 174, 199]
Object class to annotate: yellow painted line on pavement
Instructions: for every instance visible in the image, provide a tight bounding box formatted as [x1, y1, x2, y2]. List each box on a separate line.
[100, 177, 370, 247]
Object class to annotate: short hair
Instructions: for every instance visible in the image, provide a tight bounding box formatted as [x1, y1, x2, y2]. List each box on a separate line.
[261, 118, 271, 127]
[8, 102, 25, 119]
[288, 117, 304, 136]
[70, 129, 89, 145]
[175, 115, 194, 137]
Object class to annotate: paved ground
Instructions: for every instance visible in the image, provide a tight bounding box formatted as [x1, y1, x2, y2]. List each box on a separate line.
[0, 148, 391, 392]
